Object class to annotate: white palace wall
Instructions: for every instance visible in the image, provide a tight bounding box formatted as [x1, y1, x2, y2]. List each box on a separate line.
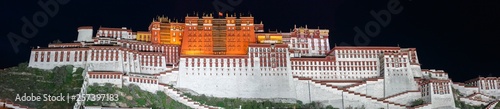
[429, 80, 456, 109]
[177, 56, 294, 99]
[292, 78, 344, 107]
[351, 78, 385, 98]
[382, 52, 419, 97]
[87, 72, 123, 87]
[86, 46, 124, 72]
[29, 48, 88, 69]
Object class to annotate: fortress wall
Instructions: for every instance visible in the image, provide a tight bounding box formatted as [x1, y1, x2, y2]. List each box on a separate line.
[29, 49, 88, 69]
[124, 76, 160, 93]
[87, 72, 123, 87]
[177, 67, 294, 98]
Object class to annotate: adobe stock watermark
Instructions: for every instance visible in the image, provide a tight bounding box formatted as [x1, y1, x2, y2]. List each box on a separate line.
[339, 0, 406, 46]
[213, 0, 243, 13]
[7, 0, 70, 54]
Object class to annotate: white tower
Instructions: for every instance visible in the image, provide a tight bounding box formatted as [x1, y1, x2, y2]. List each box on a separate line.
[77, 26, 93, 42]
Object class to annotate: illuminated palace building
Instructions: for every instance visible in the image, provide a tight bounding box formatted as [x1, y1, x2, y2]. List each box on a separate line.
[27, 13, 500, 109]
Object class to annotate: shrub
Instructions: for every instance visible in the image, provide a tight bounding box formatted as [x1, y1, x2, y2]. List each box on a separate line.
[411, 99, 425, 107]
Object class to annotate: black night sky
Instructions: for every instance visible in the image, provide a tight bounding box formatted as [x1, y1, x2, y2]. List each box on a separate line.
[1, 0, 498, 82]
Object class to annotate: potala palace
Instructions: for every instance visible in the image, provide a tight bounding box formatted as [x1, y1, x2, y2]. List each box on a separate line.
[21, 13, 500, 109]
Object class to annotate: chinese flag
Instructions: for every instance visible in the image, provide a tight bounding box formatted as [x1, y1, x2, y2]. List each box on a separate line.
[218, 12, 223, 16]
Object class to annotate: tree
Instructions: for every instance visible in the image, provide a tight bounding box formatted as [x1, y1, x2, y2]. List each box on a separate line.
[410, 99, 425, 107]
[325, 105, 336, 109]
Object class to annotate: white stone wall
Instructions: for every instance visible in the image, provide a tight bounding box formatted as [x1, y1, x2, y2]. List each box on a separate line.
[451, 83, 478, 96]
[78, 29, 93, 42]
[430, 82, 456, 109]
[177, 64, 294, 98]
[326, 83, 357, 87]
[481, 90, 500, 98]
[292, 79, 342, 106]
[410, 65, 423, 78]
[97, 28, 133, 40]
[87, 77, 122, 87]
[460, 97, 488, 106]
[29, 50, 87, 69]
[123, 76, 160, 93]
[159, 72, 177, 85]
[413, 104, 432, 109]
[291, 60, 380, 80]
[292, 78, 405, 109]
[351, 79, 385, 98]
[382, 53, 418, 97]
[385, 91, 421, 105]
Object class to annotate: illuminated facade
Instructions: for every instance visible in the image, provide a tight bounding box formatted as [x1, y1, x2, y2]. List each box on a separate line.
[24, 13, 500, 109]
[149, 16, 183, 45]
[136, 31, 151, 42]
[181, 14, 256, 55]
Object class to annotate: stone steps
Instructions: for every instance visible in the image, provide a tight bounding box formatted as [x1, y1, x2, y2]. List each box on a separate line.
[379, 90, 420, 101]
[294, 76, 409, 108]
[160, 84, 220, 109]
[485, 100, 499, 109]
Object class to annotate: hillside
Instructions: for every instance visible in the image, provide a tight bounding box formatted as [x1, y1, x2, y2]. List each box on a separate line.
[0, 63, 84, 109]
[85, 83, 189, 109]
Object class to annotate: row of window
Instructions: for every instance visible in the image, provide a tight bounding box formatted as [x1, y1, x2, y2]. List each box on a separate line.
[292, 72, 378, 75]
[292, 66, 378, 71]
[292, 61, 377, 66]
[185, 72, 288, 76]
[90, 50, 120, 61]
[303, 75, 378, 80]
[337, 53, 381, 59]
[338, 50, 397, 54]
[478, 80, 500, 90]
[421, 82, 451, 96]
[385, 58, 408, 62]
[139, 55, 164, 67]
[130, 78, 157, 84]
[97, 30, 130, 38]
[34, 51, 87, 62]
[185, 67, 287, 71]
[127, 43, 179, 53]
[249, 47, 287, 53]
[89, 74, 121, 79]
[185, 59, 286, 68]
[139, 67, 164, 71]
[385, 63, 408, 68]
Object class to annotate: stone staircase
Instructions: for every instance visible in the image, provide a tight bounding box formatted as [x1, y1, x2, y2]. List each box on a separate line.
[159, 83, 219, 109]
[293, 76, 410, 108]
[379, 90, 421, 101]
[485, 100, 499, 109]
